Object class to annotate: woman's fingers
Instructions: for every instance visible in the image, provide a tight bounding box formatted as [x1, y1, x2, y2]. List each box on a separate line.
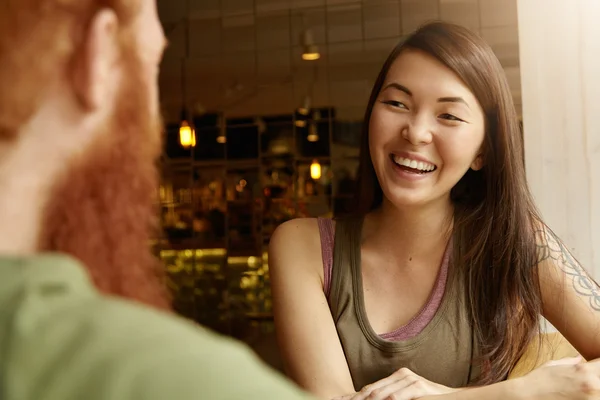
[331, 395, 354, 400]
[385, 380, 432, 400]
[541, 355, 584, 368]
[351, 369, 417, 400]
[363, 376, 419, 400]
[342, 368, 458, 400]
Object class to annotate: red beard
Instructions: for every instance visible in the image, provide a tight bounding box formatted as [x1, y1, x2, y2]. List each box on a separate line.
[37, 47, 170, 310]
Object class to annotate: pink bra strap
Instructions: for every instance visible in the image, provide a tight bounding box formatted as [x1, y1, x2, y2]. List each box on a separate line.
[317, 218, 335, 298]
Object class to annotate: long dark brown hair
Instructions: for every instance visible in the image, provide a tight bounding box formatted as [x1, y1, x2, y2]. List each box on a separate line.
[356, 22, 542, 384]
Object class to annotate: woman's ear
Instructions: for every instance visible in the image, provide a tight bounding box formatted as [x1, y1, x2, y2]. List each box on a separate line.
[471, 153, 484, 171]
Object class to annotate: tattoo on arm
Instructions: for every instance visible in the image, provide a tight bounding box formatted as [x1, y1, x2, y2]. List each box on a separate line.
[535, 228, 600, 312]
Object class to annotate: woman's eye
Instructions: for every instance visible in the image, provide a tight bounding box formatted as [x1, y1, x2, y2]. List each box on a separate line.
[382, 100, 408, 109]
[439, 113, 464, 122]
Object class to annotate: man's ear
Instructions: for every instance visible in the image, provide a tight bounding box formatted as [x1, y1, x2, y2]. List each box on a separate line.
[71, 9, 119, 111]
[471, 153, 484, 171]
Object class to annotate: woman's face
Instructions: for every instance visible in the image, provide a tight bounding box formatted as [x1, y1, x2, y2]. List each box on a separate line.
[369, 48, 486, 209]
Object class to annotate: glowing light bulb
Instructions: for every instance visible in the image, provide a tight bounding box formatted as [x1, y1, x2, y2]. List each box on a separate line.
[179, 120, 196, 148]
[310, 160, 321, 180]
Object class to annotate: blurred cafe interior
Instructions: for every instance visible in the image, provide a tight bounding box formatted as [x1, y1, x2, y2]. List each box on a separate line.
[154, 0, 522, 369]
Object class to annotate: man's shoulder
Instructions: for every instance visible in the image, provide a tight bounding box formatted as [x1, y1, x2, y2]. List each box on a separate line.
[0, 254, 313, 400]
[0, 254, 227, 352]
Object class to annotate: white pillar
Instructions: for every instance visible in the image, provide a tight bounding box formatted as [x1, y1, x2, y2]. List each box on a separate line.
[517, 0, 600, 280]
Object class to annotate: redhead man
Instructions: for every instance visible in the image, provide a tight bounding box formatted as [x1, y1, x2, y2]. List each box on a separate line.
[0, 1, 312, 399]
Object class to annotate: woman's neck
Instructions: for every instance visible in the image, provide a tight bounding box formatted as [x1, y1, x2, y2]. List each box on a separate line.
[364, 197, 454, 261]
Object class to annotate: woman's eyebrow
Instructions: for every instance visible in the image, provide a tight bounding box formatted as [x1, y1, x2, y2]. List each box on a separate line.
[438, 96, 470, 109]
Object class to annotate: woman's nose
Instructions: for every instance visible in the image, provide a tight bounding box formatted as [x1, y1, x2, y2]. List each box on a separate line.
[401, 115, 433, 145]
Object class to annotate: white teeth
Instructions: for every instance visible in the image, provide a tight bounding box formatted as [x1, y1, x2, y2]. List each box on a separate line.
[392, 155, 436, 172]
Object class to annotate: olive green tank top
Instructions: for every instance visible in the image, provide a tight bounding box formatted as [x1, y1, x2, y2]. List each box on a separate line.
[327, 216, 480, 390]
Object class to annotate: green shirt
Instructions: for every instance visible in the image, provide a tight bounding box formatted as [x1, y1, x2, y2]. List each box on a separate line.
[0, 255, 313, 400]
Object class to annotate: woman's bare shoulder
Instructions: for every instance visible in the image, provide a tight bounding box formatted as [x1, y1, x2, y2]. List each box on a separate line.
[268, 218, 327, 278]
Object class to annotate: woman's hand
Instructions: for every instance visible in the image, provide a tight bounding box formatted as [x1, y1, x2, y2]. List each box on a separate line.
[515, 356, 600, 399]
[332, 368, 460, 400]
[331, 357, 600, 400]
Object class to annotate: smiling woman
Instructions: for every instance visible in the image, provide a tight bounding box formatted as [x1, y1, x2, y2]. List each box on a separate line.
[368, 48, 485, 208]
[268, 21, 600, 400]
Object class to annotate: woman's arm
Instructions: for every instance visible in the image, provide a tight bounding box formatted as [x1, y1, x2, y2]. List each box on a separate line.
[437, 226, 600, 400]
[419, 380, 519, 400]
[536, 226, 600, 359]
[431, 358, 600, 400]
[422, 225, 600, 400]
[332, 368, 521, 400]
[269, 218, 356, 399]
[341, 357, 600, 400]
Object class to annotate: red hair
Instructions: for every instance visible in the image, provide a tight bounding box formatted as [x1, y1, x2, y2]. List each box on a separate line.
[1, 0, 171, 310]
[0, 0, 140, 137]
